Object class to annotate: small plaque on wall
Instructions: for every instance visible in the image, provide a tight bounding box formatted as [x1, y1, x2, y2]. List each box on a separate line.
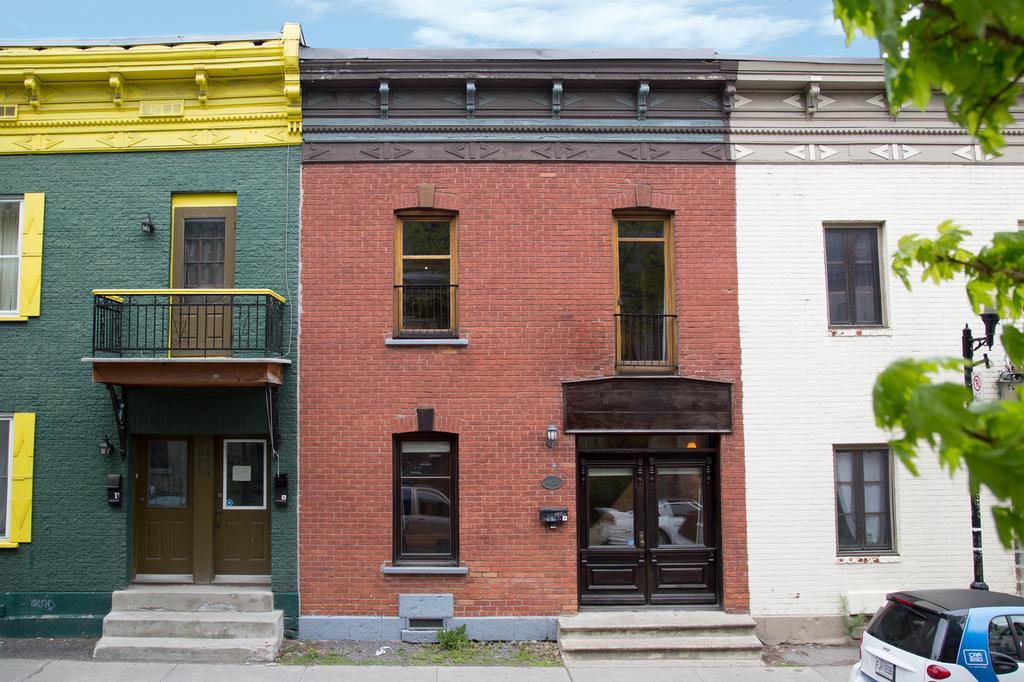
[542, 475, 563, 490]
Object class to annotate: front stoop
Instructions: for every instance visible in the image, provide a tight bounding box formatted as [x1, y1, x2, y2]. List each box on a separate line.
[557, 610, 764, 664]
[93, 586, 283, 663]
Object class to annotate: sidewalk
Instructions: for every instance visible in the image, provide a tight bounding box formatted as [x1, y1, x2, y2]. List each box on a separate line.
[4, 659, 854, 681]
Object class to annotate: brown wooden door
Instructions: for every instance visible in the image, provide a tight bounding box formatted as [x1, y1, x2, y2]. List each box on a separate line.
[578, 451, 717, 606]
[171, 206, 236, 356]
[214, 439, 271, 576]
[134, 439, 193, 576]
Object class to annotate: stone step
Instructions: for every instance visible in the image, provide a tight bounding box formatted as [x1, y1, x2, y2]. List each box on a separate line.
[558, 611, 758, 638]
[111, 586, 274, 613]
[558, 634, 764, 662]
[93, 636, 280, 663]
[102, 609, 283, 639]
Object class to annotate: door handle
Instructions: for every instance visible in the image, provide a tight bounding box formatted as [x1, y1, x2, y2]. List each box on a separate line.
[638, 530, 646, 549]
[215, 510, 222, 528]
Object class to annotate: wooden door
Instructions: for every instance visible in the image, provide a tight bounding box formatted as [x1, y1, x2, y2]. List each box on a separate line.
[171, 207, 236, 356]
[214, 439, 271, 576]
[645, 456, 717, 605]
[578, 457, 647, 606]
[578, 446, 718, 606]
[134, 439, 193, 576]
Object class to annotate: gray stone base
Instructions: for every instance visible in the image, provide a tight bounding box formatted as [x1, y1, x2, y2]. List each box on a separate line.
[754, 615, 850, 645]
[299, 615, 557, 642]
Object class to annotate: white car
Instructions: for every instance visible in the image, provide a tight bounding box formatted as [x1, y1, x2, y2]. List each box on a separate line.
[850, 589, 1024, 681]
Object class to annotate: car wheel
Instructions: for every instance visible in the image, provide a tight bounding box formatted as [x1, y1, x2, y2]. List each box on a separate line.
[658, 530, 671, 546]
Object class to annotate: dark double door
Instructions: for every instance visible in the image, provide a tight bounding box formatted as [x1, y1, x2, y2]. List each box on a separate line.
[578, 445, 717, 606]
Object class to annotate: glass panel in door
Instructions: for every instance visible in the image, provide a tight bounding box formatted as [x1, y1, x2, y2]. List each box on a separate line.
[586, 467, 636, 548]
[654, 466, 704, 547]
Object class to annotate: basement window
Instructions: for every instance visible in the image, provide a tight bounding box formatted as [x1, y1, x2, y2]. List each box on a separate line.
[407, 618, 444, 630]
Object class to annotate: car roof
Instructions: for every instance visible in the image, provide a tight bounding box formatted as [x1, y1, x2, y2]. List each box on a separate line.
[889, 589, 1024, 613]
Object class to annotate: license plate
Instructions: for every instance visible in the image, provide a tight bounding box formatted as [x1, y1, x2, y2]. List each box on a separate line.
[874, 657, 895, 681]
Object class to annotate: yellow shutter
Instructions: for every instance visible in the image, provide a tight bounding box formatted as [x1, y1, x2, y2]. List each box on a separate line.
[19, 193, 44, 317]
[9, 413, 35, 544]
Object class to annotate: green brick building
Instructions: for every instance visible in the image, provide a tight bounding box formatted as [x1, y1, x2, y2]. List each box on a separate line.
[0, 27, 303, 641]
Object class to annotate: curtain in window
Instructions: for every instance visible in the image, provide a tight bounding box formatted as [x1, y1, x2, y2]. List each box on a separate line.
[0, 203, 19, 312]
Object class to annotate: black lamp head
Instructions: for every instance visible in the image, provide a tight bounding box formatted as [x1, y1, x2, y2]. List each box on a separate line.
[980, 308, 1000, 349]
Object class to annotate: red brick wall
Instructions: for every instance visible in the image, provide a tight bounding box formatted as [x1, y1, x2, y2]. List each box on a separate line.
[299, 162, 748, 616]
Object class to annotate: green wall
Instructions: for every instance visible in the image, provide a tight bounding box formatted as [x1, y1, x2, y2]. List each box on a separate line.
[0, 146, 300, 635]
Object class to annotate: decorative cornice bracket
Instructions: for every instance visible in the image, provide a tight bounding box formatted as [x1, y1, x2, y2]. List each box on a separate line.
[466, 80, 476, 119]
[637, 81, 650, 121]
[194, 68, 209, 106]
[23, 75, 40, 111]
[722, 83, 736, 114]
[109, 73, 125, 108]
[379, 79, 390, 119]
[803, 83, 820, 118]
[552, 80, 563, 119]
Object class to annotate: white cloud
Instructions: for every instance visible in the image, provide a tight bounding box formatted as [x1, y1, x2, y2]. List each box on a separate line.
[341, 0, 813, 51]
[286, 0, 334, 16]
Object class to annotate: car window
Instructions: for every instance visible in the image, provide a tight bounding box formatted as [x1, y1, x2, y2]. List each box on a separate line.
[1009, 616, 1024, 661]
[868, 600, 941, 659]
[989, 616, 1020, 660]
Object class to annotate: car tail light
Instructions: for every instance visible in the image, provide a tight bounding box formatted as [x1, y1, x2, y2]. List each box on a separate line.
[926, 664, 951, 679]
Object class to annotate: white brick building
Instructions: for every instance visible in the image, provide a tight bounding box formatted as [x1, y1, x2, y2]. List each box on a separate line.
[733, 59, 1023, 642]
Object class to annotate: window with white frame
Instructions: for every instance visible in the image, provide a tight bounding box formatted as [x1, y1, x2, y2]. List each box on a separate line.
[0, 199, 23, 315]
[0, 416, 12, 540]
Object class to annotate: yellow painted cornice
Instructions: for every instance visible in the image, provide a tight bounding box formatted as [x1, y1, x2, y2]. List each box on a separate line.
[0, 23, 302, 154]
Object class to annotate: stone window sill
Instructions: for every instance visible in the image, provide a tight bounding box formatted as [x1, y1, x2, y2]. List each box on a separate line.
[385, 337, 469, 347]
[381, 563, 469, 576]
[828, 327, 892, 338]
[836, 554, 901, 564]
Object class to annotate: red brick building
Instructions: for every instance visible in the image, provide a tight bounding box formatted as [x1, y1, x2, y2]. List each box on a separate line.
[298, 50, 746, 640]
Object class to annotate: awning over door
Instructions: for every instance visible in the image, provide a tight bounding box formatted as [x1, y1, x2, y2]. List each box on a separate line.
[562, 376, 732, 433]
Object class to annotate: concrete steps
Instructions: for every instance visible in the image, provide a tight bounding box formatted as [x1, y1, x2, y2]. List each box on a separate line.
[557, 610, 764, 663]
[94, 586, 283, 663]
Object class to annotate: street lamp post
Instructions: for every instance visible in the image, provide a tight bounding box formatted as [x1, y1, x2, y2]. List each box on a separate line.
[962, 309, 1000, 591]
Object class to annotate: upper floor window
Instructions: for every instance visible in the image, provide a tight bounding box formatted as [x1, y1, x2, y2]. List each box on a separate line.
[614, 214, 677, 372]
[394, 214, 457, 338]
[0, 199, 23, 315]
[394, 434, 458, 564]
[824, 225, 883, 327]
[835, 446, 893, 554]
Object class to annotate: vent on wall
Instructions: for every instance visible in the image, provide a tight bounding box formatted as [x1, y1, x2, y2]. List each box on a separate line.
[139, 100, 185, 118]
[0, 104, 17, 120]
[407, 618, 444, 630]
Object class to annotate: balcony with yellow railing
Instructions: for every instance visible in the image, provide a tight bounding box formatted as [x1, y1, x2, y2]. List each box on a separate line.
[85, 289, 289, 388]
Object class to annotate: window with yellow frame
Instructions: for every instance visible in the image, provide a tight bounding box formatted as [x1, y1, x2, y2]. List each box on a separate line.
[394, 213, 458, 338]
[613, 213, 677, 371]
[0, 413, 35, 548]
[0, 194, 44, 322]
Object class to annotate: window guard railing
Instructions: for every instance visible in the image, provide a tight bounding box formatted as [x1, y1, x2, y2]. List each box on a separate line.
[394, 284, 458, 338]
[92, 289, 285, 358]
[615, 313, 678, 371]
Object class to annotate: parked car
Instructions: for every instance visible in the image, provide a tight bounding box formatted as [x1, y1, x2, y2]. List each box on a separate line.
[850, 589, 1024, 681]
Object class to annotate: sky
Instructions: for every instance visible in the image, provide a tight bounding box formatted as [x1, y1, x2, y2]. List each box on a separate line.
[3, 0, 879, 57]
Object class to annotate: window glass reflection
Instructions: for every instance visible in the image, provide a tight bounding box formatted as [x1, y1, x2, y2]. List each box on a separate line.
[586, 467, 635, 547]
[655, 466, 703, 546]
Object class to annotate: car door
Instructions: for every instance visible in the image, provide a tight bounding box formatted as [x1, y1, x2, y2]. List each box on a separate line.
[989, 615, 1024, 680]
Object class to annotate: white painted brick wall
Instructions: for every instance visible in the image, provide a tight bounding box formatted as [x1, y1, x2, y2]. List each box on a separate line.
[736, 165, 1023, 618]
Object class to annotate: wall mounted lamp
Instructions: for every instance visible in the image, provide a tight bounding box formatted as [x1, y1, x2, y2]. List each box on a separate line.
[140, 213, 155, 235]
[545, 423, 558, 449]
[99, 436, 116, 457]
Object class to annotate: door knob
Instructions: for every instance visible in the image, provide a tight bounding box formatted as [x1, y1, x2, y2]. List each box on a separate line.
[638, 530, 646, 549]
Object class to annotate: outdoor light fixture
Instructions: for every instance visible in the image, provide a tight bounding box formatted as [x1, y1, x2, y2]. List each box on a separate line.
[140, 213, 155, 234]
[99, 436, 115, 457]
[962, 307, 1001, 591]
[545, 423, 558, 448]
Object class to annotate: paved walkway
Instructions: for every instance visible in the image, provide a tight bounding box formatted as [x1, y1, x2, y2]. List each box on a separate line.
[4, 659, 853, 681]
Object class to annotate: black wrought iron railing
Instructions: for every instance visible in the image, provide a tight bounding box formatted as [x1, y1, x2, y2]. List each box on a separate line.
[394, 284, 458, 338]
[615, 313, 678, 370]
[92, 289, 285, 358]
